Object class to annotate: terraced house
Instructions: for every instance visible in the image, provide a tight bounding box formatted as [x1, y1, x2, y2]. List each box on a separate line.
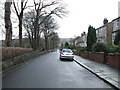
[96, 17, 120, 45]
[96, 18, 112, 45]
[73, 32, 87, 47]
[112, 17, 120, 44]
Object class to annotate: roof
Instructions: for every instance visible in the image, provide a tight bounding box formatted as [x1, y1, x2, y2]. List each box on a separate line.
[96, 24, 107, 30]
[96, 21, 113, 30]
[96, 17, 120, 30]
[112, 17, 120, 22]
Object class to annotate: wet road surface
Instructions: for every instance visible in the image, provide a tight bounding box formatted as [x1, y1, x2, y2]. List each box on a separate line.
[3, 50, 114, 88]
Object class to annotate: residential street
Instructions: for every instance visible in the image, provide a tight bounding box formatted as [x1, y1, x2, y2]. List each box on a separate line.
[3, 50, 114, 88]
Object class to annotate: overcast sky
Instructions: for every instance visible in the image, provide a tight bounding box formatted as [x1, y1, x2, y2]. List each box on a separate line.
[0, 0, 120, 40]
[58, 0, 120, 38]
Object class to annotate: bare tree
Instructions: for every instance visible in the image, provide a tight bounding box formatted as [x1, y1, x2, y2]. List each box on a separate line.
[23, 11, 35, 49]
[41, 15, 59, 50]
[13, 0, 28, 47]
[49, 32, 60, 49]
[22, 0, 67, 50]
[32, 0, 67, 50]
[4, 0, 12, 47]
[32, 0, 58, 50]
[23, 11, 59, 50]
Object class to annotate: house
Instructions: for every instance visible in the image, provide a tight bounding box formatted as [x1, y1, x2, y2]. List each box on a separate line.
[107, 22, 113, 45]
[96, 24, 107, 44]
[75, 36, 81, 46]
[96, 18, 113, 45]
[74, 32, 87, 47]
[79, 32, 87, 47]
[112, 17, 120, 44]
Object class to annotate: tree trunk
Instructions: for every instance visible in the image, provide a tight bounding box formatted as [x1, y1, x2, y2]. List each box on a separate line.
[5, 1, 12, 47]
[33, 13, 43, 50]
[33, 19, 39, 50]
[37, 32, 41, 50]
[45, 35, 48, 51]
[18, 17, 22, 47]
[33, 27, 37, 50]
[36, 27, 40, 49]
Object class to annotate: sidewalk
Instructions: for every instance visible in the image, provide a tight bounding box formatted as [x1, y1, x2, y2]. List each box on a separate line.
[74, 55, 120, 89]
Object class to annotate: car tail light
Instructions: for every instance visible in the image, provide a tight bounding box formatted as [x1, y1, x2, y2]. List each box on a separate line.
[72, 53, 74, 55]
[61, 53, 64, 55]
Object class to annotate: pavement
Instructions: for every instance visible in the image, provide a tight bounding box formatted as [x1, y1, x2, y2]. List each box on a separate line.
[74, 55, 120, 89]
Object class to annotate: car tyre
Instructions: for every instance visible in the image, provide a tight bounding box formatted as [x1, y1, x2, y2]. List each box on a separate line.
[60, 57, 62, 60]
[71, 58, 74, 61]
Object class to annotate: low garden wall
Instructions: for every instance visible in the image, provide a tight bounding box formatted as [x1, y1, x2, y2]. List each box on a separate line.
[75, 52, 120, 69]
[79, 52, 104, 63]
[107, 53, 120, 69]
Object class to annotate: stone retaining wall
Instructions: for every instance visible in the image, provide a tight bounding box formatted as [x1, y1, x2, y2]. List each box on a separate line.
[2, 50, 51, 72]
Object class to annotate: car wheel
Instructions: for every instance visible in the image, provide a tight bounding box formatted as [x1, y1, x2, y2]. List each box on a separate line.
[71, 58, 74, 61]
[60, 57, 62, 60]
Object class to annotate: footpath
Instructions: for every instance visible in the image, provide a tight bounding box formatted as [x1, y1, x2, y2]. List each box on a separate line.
[74, 55, 120, 89]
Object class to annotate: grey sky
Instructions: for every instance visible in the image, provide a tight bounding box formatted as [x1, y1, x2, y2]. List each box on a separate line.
[0, 0, 120, 40]
[58, 0, 120, 38]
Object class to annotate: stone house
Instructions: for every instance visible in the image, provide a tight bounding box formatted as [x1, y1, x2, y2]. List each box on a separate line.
[96, 18, 113, 45]
[74, 32, 87, 47]
[112, 17, 120, 44]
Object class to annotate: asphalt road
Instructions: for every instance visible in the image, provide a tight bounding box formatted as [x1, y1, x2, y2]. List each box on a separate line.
[3, 50, 114, 88]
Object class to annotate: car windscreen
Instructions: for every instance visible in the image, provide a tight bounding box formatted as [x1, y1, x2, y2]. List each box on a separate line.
[62, 50, 73, 53]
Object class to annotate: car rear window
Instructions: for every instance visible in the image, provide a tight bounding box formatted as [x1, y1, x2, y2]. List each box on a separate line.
[62, 49, 73, 53]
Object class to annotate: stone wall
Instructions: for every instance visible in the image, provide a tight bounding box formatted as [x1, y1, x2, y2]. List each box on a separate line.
[2, 50, 51, 72]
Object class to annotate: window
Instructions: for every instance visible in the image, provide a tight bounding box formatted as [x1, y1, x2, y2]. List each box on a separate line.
[62, 49, 73, 53]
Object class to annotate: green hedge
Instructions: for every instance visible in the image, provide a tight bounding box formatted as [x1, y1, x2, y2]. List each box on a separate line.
[73, 43, 120, 53]
[92, 43, 107, 53]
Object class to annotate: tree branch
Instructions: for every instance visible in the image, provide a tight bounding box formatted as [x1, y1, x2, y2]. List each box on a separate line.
[13, 0, 19, 17]
[39, 1, 58, 12]
[23, 0, 28, 11]
[38, 11, 53, 26]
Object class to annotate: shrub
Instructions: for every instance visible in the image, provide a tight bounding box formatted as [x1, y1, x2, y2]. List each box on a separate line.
[114, 30, 120, 45]
[80, 47, 87, 52]
[74, 46, 82, 52]
[2, 47, 33, 60]
[92, 43, 107, 53]
[117, 45, 120, 53]
[108, 45, 120, 53]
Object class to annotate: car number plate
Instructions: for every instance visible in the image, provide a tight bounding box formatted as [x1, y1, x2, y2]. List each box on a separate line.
[66, 54, 70, 55]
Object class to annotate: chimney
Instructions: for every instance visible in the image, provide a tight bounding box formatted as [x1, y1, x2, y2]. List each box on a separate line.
[103, 18, 108, 25]
[81, 33, 84, 37]
[83, 32, 86, 35]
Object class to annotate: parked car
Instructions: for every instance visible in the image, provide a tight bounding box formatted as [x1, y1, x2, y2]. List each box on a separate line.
[60, 49, 74, 61]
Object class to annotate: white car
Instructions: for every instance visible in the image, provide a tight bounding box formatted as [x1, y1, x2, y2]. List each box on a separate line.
[60, 49, 74, 61]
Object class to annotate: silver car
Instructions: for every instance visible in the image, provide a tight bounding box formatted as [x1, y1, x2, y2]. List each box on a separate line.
[60, 49, 74, 61]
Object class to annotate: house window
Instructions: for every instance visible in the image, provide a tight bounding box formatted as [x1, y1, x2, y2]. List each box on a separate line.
[117, 19, 119, 27]
[117, 23, 119, 26]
